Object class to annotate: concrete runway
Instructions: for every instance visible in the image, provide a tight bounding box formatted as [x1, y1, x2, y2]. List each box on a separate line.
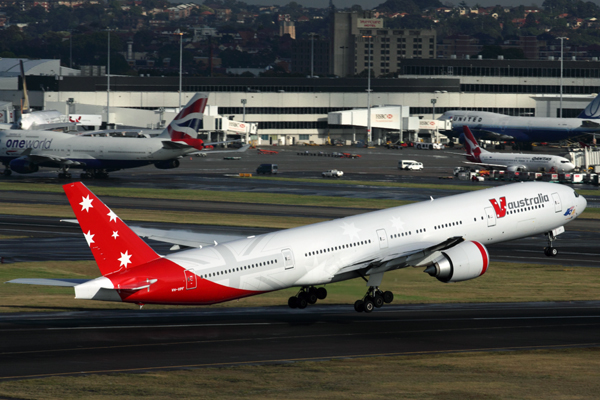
[1, 301, 599, 380]
[1, 145, 599, 380]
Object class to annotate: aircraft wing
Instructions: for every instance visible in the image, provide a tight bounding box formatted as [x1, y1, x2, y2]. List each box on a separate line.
[16, 150, 85, 168]
[61, 219, 246, 249]
[465, 128, 514, 141]
[6, 278, 90, 287]
[463, 160, 509, 169]
[161, 142, 250, 154]
[334, 236, 465, 276]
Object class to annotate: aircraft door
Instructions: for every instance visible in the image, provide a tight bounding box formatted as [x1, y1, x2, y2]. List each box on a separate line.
[184, 269, 197, 290]
[552, 192, 562, 213]
[376, 229, 388, 249]
[282, 248, 294, 270]
[484, 207, 496, 227]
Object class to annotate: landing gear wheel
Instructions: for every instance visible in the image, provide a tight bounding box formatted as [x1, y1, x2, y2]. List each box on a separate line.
[297, 296, 308, 309]
[354, 300, 364, 312]
[544, 247, 557, 257]
[363, 298, 374, 313]
[288, 296, 298, 309]
[383, 291, 394, 304]
[373, 294, 384, 308]
[3, 169, 11, 176]
[316, 287, 327, 300]
[306, 287, 318, 304]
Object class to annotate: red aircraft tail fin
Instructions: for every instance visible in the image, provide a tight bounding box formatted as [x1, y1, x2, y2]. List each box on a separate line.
[63, 182, 161, 276]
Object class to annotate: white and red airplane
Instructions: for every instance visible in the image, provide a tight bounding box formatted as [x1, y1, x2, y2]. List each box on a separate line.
[8, 181, 586, 312]
[462, 126, 575, 173]
[0, 93, 248, 178]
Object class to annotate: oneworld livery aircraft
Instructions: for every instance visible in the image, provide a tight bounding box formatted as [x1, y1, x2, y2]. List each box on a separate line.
[461, 126, 575, 172]
[8, 181, 586, 312]
[439, 94, 600, 142]
[0, 93, 247, 178]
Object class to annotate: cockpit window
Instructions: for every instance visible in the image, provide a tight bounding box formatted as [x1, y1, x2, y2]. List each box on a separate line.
[561, 160, 570, 163]
[574, 190, 580, 198]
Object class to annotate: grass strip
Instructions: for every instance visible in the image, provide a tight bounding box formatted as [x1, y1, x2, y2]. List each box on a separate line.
[0, 182, 407, 209]
[0, 203, 326, 229]
[0, 346, 599, 398]
[2, 261, 599, 313]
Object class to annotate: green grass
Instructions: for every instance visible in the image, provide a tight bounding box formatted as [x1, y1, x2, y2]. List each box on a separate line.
[2, 260, 600, 312]
[0, 202, 327, 229]
[1, 348, 599, 398]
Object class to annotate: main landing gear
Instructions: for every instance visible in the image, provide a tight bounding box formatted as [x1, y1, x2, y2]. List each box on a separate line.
[544, 231, 558, 257]
[57, 168, 71, 179]
[354, 287, 393, 313]
[80, 169, 109, 179]
[288, 286, 327, 309]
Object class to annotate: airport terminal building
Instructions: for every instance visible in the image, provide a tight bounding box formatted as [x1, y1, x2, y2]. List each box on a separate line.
[3, 58, 600, 145]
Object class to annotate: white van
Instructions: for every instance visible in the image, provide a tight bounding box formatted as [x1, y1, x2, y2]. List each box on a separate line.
[399, 160, 424, 171]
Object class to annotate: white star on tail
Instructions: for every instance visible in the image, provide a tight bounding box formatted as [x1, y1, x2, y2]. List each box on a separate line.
[118, 251, 132, 268]
[79, 195, 93, 212]
[107, 210, 118, 223]
[112, 231, 119, 239]
[83, 230, 95, 246]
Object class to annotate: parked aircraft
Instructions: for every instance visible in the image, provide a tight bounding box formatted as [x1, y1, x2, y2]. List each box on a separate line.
[462, 126, 575, 172]
[8, 180, 586, 312]
[439, 94, 600, 142]
[0, 93, 247, 178]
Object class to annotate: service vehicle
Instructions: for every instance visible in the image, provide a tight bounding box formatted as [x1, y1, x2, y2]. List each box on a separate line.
[256, 163, 278, 174]
[322, 169, 344, 178]
[399, 160, 424, 171]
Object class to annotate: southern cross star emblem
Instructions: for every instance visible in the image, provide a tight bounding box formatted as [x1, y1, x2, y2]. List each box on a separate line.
[112, 231, 119, 239]
[79, 195, 93, 212]
[390, 216, 405, 232]
[83, 230, 95, 246]
[118, 251, 132, 268]
[107, 210, 118, 223]
[340, 222, 361, 241]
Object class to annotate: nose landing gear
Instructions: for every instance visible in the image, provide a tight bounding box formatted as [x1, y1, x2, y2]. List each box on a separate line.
[354, 287, 393, 313]
[544, 230, 559, 257]
[287, 286, 327, 309]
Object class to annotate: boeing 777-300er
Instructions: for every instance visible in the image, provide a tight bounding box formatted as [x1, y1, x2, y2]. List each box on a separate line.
[0, 93, 247, 178]
[439, 94, 600, 142]
[461, 126, 575, 172]
[8, 181, 586, 313]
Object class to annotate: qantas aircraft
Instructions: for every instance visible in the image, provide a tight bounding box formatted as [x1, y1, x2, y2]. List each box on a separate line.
[461, 126, 575, 172]
[8, 181, 586, 313]
[0, 93, 246, 178]
[439, 94, 600, 142]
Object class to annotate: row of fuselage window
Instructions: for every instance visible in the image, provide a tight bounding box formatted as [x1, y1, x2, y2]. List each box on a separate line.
[304, 239, 373, 258]
[199, 258, 278, 279]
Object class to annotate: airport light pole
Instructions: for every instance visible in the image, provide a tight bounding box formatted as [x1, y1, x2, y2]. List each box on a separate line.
[431, 98, 437, 120]
[106, 28, 110, 128]
[309, 33, 317, 77]
[177, 29, 183, 111]
[362, 35, 373, 144]
[558, 37, 568, 118]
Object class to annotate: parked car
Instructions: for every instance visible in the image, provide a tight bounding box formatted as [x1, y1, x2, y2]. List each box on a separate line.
[398, 160, 424, 171]
[256, 164, 278, 174]
[322, 169, 344, 178]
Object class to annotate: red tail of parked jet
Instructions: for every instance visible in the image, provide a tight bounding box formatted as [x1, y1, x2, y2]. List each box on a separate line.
[160, 93, 209, 151]
[463, 126, 487, 163]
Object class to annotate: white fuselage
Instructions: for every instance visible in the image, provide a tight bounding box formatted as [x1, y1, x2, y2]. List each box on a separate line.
[165, 182, 585, 293]
[0, 129, 189, 170]
[475, 152, 575, 172]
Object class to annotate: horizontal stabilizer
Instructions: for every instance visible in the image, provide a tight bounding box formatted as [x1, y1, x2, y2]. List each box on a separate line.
[6, 278, 89, 287]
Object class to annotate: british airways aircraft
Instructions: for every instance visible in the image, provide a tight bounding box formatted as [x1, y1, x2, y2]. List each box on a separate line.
[0, 93, 247, 178]
[8, 181, 586, 313]
[439, 94, 600, 142]
[461, 126, 575, 172]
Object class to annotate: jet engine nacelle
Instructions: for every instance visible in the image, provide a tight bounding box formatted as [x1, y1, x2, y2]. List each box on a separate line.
[507, 165, 526, 172]
[154, 159, 180, 170]
[9, 158, 39, 174]
[424, 241, 489, 283]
